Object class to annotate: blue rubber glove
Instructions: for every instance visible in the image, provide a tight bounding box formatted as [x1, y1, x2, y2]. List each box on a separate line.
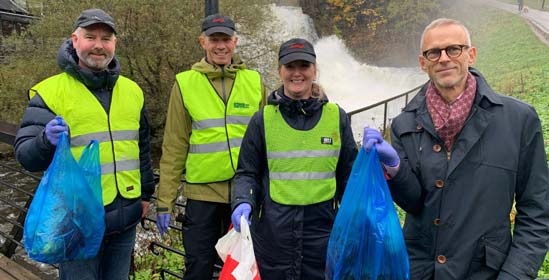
[231, 203, 251, 232]
[363, 127, 400, 167]
[45, 116, 68, 146]
[156, 213, 171, 236]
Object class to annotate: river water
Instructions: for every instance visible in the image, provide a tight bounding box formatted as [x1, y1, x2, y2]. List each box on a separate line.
[262, 5, 427, 140]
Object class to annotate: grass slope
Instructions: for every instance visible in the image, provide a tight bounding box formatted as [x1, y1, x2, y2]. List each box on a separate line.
[466, 2, 549, 159]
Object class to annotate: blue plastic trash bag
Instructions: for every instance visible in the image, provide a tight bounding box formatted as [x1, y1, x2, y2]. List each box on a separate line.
[326, 147, 409, 280]
[23, 132, 104, 264]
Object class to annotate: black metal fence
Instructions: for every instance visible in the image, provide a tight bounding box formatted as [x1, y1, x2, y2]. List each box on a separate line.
[347, 84, 423, 136]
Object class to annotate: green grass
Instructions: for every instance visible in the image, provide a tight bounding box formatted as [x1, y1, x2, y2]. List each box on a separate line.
[132, 230, 185, 280]
[467, 3, 549, 161]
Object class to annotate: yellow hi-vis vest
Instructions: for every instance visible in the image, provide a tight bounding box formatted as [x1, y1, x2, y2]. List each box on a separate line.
[177, 69, 262, 183]
[264, 103, 341, 205]
[29, 72, 143, 205]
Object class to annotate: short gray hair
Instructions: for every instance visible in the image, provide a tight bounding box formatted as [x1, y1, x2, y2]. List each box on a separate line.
[420, 18, 471, 50]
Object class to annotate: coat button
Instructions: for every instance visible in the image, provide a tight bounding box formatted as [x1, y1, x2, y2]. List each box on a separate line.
[432, 144, 442, 152]
[434, 218, 440, 225]
[416, 124, 423, 130]
[437, 255, 447, 264]
[435, 180, 444, 188]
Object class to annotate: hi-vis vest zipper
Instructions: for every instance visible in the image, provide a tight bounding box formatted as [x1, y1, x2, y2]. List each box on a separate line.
[177, 69, 262, 183]
[30, 73, 143, 205]
[264, 103, 341, 205]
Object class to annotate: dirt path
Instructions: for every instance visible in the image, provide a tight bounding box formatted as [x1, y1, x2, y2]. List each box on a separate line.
[483, 0, 549, 45]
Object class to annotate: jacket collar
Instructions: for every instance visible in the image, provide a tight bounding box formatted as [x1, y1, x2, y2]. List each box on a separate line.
[267, 87, 328, 116]
[404, 67, 503, 113]
[191, 55, 247, 80]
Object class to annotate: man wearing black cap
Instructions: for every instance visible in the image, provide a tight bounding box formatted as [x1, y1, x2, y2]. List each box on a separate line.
[14, 8, 155, 280]
[156, 14, 266, 279]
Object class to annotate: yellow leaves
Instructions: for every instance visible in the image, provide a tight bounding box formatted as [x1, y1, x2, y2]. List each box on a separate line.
[325, 0, 385, 34]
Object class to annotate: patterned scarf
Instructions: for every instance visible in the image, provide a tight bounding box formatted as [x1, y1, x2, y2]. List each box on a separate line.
[426, 73, 477, 151]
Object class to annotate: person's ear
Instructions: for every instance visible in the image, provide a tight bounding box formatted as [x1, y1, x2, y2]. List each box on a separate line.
[419, 55, 428, 72]
[198, 35, 206, 49]
[467, 46, 477, 66]
[71, 32, 78, 46]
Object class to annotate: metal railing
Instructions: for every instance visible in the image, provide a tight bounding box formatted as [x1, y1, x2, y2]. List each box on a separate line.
[0, 162, 40, 258]
[347, 84, 424, 135]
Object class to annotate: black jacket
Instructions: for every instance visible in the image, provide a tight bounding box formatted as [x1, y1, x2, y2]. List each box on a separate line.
[232, 87, 357, 279]
[389, 68, 549, 279]
[14, 39, 155, 235]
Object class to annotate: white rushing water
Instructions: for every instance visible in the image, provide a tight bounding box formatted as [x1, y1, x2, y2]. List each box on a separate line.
[269, 5, 427, 139]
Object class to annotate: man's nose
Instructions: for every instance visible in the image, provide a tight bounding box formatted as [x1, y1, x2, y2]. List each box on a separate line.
[93, 39, 104, 49]
[438, 49, 451, 62]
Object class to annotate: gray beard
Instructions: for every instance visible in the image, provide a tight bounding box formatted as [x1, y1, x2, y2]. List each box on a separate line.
[76, 50, 113, 71]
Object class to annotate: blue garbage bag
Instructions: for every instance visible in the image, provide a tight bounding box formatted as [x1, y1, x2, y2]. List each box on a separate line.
[23, 132, 105, 264]
[326, 147, 409, 280]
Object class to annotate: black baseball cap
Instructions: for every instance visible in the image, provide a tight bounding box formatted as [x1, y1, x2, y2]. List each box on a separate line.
[278, 38, 316, 65]
[201, 14, 236, 36]
[74, 8, 116, 34]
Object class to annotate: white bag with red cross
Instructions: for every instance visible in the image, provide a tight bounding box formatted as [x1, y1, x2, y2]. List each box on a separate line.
[215, 216, 261, 280]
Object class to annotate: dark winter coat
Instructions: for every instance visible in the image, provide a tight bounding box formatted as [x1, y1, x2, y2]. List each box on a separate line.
[14, 39, 156, 235]
[388, 68, 549, 279]
[232, 87, 357, 279]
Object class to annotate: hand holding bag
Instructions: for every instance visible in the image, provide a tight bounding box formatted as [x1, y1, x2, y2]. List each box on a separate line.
[23, 132, 105, 264]
[326, 147, 409, 280]
[215, 216, 261, 280]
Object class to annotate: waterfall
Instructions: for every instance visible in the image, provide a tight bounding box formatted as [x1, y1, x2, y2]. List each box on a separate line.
[269, 4, 427, 138]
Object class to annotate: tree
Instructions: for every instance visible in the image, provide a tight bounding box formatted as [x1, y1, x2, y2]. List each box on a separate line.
[300, 0, 452, 66]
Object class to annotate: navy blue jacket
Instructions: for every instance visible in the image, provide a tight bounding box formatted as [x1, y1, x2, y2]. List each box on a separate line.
[389, 68, 549, 279]
[232, 88, 357, 279]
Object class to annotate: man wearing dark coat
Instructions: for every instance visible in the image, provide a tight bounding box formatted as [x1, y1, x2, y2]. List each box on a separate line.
[14, 8, 155, 280]
[363, 18, 549, 279]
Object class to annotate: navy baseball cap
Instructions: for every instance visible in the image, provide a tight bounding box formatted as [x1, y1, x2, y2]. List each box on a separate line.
[201, 14, 236, 36]
[74, 8, 116, 34]
[278, 38, 316, 65]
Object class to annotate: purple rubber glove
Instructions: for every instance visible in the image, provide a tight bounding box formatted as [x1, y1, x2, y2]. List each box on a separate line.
[231, 203, 251, 232]
[363, 127, 400, 167]
[156, 213, 171, 236]
[45, 116, 68, 146]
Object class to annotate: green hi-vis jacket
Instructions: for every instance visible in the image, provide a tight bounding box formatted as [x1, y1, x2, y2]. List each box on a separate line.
[176, 69, 262, 183]
[264, 102, 341, 205]
[29, 72, 143, 205]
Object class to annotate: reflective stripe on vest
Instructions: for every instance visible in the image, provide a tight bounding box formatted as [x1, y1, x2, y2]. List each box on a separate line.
[264, 103, 341, 205]
[177, 69, 262, 183]
[30, 73, 143, 205]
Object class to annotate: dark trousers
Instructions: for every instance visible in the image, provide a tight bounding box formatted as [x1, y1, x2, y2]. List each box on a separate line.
[59, 226, 136, 280]
[182, 199, 231, 280]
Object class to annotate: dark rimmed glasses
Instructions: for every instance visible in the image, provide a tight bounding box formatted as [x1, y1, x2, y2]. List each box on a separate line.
[422, 44, 470, 62]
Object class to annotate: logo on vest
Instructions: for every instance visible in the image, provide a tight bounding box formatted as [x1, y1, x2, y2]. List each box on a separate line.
[233, 102, 250, 109]
[321, 137, 333, 145]
[126, 185, 134, 191]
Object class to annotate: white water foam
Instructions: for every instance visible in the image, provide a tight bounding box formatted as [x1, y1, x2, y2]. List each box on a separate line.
[271, 5, 427, 138]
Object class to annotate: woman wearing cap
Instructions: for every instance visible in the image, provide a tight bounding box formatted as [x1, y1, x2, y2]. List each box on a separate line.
[230, 38, 357, 279]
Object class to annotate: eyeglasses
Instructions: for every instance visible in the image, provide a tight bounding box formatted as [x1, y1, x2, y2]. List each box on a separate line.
[422, 44, 470, 62]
